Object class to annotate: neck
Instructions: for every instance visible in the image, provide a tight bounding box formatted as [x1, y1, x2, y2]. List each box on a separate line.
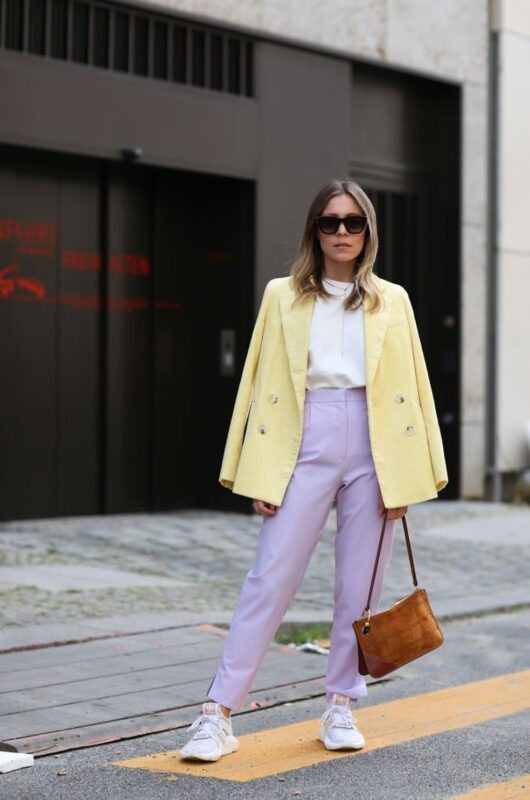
[323, 265, 357, 283]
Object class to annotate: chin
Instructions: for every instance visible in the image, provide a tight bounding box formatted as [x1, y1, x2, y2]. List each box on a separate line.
[331, 252, 357, 263]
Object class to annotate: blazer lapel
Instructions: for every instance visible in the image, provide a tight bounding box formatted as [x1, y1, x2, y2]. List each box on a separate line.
[363, 277, 392, 387]
[279, 275, 392, 409]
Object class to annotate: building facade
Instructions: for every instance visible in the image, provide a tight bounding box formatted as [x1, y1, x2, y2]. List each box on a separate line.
[0, 0, 525, 520]
[489, 1, 530, 500]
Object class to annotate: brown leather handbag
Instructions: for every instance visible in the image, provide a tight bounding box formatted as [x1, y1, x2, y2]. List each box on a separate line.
[352, 510, 444, 678]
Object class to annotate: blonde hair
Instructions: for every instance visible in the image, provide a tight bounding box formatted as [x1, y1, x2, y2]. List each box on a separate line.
[289, 177, 384, 313]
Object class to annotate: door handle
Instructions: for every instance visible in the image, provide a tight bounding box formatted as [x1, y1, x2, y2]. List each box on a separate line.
[220, 329, 236, 376]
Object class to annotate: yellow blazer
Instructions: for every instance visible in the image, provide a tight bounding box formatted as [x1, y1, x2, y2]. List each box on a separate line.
[219, 274, 448, 509]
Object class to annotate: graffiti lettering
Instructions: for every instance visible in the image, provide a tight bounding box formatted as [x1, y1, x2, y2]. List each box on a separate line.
[0, 264, 46, 300]
[61, 251, 150, 274]
[0, 281, 182, 312]
[109, 254, 150, 276]
[0, 217, 57, 247]
[62, 250, 102, 272]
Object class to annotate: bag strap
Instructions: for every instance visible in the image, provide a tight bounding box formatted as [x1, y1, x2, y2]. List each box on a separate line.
[363, 511, 418, 615]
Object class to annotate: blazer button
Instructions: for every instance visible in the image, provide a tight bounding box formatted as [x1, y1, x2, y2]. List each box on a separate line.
[394, 393, 405, 403]
[268, 394, 278, 404]
[258, 424, 267, 434]
[405, 425, 415, 435]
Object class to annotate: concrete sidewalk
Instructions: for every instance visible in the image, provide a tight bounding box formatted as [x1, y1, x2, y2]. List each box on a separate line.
[0, 500, 529, 635]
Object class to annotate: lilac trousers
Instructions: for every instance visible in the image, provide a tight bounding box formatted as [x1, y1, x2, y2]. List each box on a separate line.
[207, 386, 396, 711]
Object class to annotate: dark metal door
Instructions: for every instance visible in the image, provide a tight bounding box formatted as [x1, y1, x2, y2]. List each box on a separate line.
[105, 163, 152, 512]
[364, 186, 460, 501]
[0, 145, 254, 520]
[151, 169, 255, 511]
[104, 165, 255, 513]
[0, 146, 101, 520]
[351, 62, 460, 498]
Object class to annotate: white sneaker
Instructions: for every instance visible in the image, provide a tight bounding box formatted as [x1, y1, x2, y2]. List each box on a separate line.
[179, 702, 239, 762]
[318, 693, 365, 751]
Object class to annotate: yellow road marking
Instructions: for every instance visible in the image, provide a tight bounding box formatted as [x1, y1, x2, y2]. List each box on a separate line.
[452, 773, 530, 799]
[114, 668, 530, 783]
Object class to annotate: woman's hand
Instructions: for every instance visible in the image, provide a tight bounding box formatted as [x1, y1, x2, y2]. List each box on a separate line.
[252, 499, 278, 516]
[377, 494, 407, 519]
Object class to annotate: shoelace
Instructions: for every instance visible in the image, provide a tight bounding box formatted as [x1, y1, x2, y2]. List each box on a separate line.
[322, 706, 358, 730]
[186, 713, 225, 746]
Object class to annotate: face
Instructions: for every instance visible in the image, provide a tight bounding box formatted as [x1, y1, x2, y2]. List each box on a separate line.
[316, 192, 367, 268]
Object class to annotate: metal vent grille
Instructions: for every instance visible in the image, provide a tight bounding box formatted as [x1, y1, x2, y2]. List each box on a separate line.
[0, 0, 254, 97]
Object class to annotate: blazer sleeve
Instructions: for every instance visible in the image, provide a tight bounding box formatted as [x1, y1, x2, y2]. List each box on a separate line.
[403, 290, 449, 493]
[219, 281, 272, 491]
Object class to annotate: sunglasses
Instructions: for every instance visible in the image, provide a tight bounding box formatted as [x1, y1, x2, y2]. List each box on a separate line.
[316, 214, 367, 235]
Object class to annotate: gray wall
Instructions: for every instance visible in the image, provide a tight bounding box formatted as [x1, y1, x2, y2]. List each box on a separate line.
[0, 50, 258, 178]
[255, 42, 354, 298]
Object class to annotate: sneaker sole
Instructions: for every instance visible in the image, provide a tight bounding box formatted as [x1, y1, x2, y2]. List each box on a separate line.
[179, 735, 240, 762]
[318, 729, 365, 751]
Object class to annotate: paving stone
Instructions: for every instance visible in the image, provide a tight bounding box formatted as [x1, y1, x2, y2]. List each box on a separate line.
[0, 501, 528, 630]
[0, 566, 178, 592]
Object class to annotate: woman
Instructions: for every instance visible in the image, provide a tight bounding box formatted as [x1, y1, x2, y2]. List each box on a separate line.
[180, 178, 448, 762]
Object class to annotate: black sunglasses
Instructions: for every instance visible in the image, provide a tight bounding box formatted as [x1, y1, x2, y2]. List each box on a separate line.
[316, 214, 367, 235]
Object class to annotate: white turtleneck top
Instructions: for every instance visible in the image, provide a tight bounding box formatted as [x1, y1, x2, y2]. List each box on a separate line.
[306, 277, 366, 390]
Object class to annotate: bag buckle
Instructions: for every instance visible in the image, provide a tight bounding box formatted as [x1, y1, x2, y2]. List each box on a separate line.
[362, 608, 371, 635]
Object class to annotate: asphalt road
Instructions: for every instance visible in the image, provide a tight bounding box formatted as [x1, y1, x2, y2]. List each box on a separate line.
[3, 607, 529, 800]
